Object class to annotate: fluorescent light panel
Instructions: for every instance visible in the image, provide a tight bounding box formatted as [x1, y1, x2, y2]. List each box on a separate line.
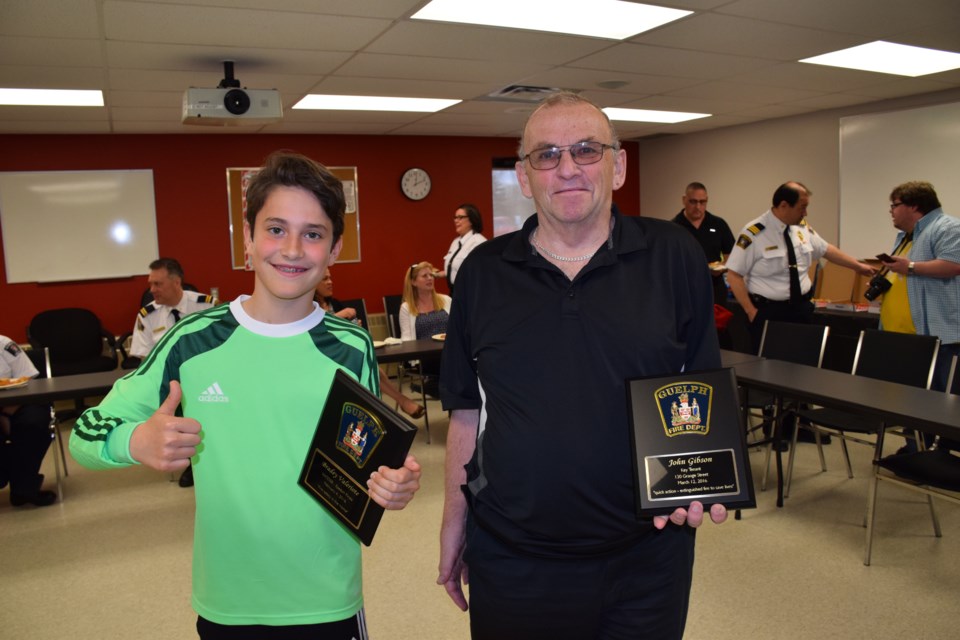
[800, 41, 960, 77]
[603, 107, 710, 124]
[0, 88, 104, 107]
[412, 0, 691, 40]
[293, 95, 460, 112]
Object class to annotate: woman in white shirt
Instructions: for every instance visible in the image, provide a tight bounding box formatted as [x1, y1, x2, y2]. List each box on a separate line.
[440, 204, 487, 295]
[400, 262, 452, 341]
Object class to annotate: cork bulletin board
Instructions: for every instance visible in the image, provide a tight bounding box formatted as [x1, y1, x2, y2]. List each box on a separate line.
[227, 166, 360, 270]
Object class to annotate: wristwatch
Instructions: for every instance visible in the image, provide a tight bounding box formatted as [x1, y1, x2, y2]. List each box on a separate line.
[908, 261, 916, 275]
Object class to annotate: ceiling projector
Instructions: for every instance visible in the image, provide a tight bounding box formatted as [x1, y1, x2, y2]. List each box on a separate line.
[182, 61, 282, 126]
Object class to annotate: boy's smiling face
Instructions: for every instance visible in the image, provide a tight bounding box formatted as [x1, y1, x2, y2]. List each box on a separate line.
[243, 185, 342, 323]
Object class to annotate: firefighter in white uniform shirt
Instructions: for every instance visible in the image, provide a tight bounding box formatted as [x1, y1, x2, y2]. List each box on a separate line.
[128, 258, 215, 360]
[726, 182, 873, 353]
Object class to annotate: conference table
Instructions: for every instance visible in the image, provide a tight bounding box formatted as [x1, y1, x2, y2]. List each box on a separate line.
[374, 338, 445, 443]
[0, 369, 125, 408]
[0, 368, 126, 502]
[727, 355, 960, 508]
[373, 337, 444, 365]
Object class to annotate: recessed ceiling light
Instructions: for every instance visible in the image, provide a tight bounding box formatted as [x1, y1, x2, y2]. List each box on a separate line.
[412, 0, 691, 40]
[800, 41, 960, 77]
[0, 88, 104, 107]
[603, 107, 710, 124]
[292, 95, 460, 112]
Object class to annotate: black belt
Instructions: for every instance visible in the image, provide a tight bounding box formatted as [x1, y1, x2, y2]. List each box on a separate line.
[750, 291, 811, 306]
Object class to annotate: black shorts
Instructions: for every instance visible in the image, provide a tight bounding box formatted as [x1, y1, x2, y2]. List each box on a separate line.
[196, 609, 367, 640]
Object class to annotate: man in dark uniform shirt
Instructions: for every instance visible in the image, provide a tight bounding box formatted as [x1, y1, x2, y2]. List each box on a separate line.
[671, 182, 735, 304]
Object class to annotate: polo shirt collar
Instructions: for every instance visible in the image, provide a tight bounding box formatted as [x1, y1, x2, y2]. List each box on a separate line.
[504, 204, 645, 265]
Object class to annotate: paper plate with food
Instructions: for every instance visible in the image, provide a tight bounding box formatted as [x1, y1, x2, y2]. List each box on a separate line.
[0, 376, 30, 390]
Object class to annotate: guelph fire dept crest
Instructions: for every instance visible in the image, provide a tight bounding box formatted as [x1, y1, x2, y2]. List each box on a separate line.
[336, 402, 386, 467]
[654, 382, 712, 437]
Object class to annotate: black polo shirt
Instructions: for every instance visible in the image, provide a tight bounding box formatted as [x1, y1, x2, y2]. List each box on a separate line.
[441, 206, 720, 557]
[671, 210, 735, 263]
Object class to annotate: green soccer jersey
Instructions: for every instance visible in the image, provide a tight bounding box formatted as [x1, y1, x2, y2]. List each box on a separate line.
[71, 297, 380, 626]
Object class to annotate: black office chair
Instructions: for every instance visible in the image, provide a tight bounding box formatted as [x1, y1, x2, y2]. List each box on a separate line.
[796, 330, 940, 485]
[337, 298, 368, 330]
[863, 355, 960, 565]
[741, 320, 829, 493]
[382, 294, 403, 339]
[27, 308, 119, 377]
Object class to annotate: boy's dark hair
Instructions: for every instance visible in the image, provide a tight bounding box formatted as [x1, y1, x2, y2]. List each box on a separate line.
[890, 181, 941, 215]
[458, 203, 484, 234]
[244, 151, 346, 242]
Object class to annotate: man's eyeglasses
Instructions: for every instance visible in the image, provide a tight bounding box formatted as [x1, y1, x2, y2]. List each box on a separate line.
[686, 199, 708, 206]
[890, 201, 904, 210]
[453, 215, 469, 221]
[522, 141, 618, 171]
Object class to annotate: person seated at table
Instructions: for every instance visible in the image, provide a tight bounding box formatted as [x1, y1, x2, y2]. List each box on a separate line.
[400, 261, 452, 341]
[399, 262, 451, 397]
[315, 270, 425, 420]
[0, 334, 56, 507]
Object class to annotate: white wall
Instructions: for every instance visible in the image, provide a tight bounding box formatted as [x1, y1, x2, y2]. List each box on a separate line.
[636, 87, 960, 255]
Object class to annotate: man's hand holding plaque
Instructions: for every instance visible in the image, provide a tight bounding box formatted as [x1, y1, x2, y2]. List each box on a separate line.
[626, 368, 755, 519]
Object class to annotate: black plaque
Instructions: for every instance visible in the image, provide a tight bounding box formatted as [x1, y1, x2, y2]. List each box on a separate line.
[299, 369, 418, 545]
[626, 368, 755, 516]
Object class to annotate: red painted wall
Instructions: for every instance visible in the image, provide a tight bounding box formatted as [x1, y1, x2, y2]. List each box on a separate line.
[0, 134, 639, 343]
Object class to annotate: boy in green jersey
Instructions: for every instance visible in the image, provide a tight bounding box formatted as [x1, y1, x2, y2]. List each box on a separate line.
[72, 151, 421, 639]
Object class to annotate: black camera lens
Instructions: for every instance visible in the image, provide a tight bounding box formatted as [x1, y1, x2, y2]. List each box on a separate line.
[224, 89, 251, 115]
[863, 273, 893, 301]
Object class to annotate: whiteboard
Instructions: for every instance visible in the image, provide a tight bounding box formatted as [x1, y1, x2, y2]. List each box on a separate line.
[839, 101, 960, 260]
[0, 170, 159, 283]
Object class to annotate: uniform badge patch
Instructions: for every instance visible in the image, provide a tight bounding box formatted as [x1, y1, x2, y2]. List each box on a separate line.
[655, 382, 712, 437]
[336, 402, 386, 468]
[736, 234, 752, 249]
[4, 341, 22, 357]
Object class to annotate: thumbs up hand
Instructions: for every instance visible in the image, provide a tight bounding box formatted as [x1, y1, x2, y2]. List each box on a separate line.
[129, 380, 202, 471]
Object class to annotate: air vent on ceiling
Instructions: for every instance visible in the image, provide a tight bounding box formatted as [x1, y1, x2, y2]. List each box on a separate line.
[480, 84, 578, 103]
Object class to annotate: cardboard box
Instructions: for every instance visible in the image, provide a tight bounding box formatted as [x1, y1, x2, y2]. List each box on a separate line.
[814, 260, 856, 302]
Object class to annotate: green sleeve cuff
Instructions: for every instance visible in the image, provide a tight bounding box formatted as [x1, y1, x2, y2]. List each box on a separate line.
[105, 422, 142, 465]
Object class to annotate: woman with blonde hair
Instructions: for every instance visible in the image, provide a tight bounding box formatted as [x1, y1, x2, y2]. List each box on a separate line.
[400, 261, 452, 341]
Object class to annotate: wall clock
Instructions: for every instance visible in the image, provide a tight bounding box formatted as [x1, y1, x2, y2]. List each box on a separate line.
[400, 167, 431, 201]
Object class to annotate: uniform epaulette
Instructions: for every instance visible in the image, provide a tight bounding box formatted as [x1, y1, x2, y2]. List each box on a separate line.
[191, 292, 214, 304]
[138, 302, 158, 318]
[746, 223, 765, 235]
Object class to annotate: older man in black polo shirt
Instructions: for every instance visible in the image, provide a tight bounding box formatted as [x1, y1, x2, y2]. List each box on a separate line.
[672, 182, 735, 304]
[438, 92, 726, 640]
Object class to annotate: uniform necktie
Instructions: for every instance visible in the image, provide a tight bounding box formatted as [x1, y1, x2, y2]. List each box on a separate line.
[783, 226, 802, 303]
[447, 239, 463, 281]
[171, 308, 181, 323]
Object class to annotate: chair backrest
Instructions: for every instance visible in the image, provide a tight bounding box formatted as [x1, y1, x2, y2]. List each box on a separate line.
[28, 308, 107, 364]
[338, 298, 368, 331]
[948, 355, 959, 396]
[27, 308, 117, 376]
[852, 329, 940, 389]
[758, 320, 829, 368]
[383, 295, 403, 339]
